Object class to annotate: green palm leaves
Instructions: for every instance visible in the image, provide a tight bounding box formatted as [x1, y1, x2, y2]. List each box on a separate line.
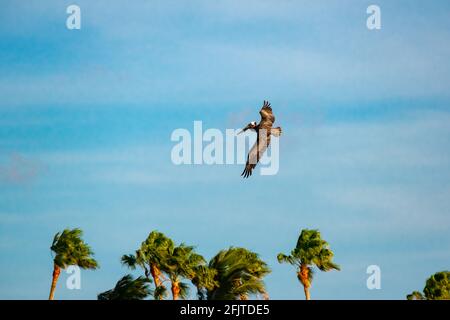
[122, 231, 270, 300]
[192, 265, 219, 300]
[424, 271, 450, 300]
[121, 231, 207, 300]
[49, 228, 98, 300]
[406, 291, 425, 300]
[121, 231, 174, 299]
[206, 247, 271, 300]
[48, 228, 344, 300]
[51, 228, 98, 269]
[163, 243, 206, 300]
[97, 274, 152, 300]
[48, 227, 448, 300]
[407, 271, 450, 300]
[278, 229, 340, 300]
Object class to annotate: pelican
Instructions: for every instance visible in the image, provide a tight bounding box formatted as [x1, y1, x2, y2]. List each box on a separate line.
[239, 100, 282, 178]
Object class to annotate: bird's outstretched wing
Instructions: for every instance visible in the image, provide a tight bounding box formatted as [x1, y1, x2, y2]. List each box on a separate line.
[241, 132, 271, 178]
[259, 100, 275, 128]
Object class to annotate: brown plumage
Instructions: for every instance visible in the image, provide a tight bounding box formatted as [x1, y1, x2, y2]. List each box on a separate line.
[241, 100, 282, 178]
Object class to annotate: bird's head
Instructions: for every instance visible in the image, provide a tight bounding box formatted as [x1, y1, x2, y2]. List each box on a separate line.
[238, 121, 257, 134]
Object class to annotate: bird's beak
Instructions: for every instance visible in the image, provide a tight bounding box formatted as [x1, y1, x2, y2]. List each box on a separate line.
[237, 126, 249, 135]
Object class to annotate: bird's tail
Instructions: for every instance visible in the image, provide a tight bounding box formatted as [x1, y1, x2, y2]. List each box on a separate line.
[271, 127, 282, 137]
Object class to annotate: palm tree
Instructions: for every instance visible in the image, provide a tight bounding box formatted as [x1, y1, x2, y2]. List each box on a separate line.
[277, 229, 340, 300]
[423, 271, 449, 300]
[191, 265, 219, 300]
[406, 291, 425, 300]
[407, 271, 450, 300]
[121, 231, 174, 299]
[49, 228, 98, 300]
[97, 274, 152, 300]
[162, 243, 205, 300]
[206, 247, 271, 300]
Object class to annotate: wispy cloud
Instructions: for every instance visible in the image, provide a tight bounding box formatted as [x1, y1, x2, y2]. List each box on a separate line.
[0, 153, 45, 185]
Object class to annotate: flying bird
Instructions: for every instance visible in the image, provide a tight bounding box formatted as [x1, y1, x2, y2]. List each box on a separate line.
[239, 100, 282, 178]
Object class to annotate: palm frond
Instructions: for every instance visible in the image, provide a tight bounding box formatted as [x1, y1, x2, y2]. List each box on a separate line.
[406, 291, 425, 300]
[207, 247, 270, 300]
[121, 254, 137, 269]
[154, 285, 168, 300]
[178, 281, 190, 299]
[50, 228, 99, 270]
[98, 274, 152, 300]
[423, 271, 450, 300]
[277, 253, 297, 265]
[282, 229, 339, 294]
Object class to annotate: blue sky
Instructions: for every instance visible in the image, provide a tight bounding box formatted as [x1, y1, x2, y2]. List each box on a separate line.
[0, 0, 449, 299]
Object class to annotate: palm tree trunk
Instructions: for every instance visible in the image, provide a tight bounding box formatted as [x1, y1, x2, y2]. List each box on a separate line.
[150, 264, 166, 300]
[298, 264, 311, 300]
[49, 264, 61, 300]
[150, 264, 162, 287]
[171, 280, 180, 300]
[303, 286, 311, 300]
